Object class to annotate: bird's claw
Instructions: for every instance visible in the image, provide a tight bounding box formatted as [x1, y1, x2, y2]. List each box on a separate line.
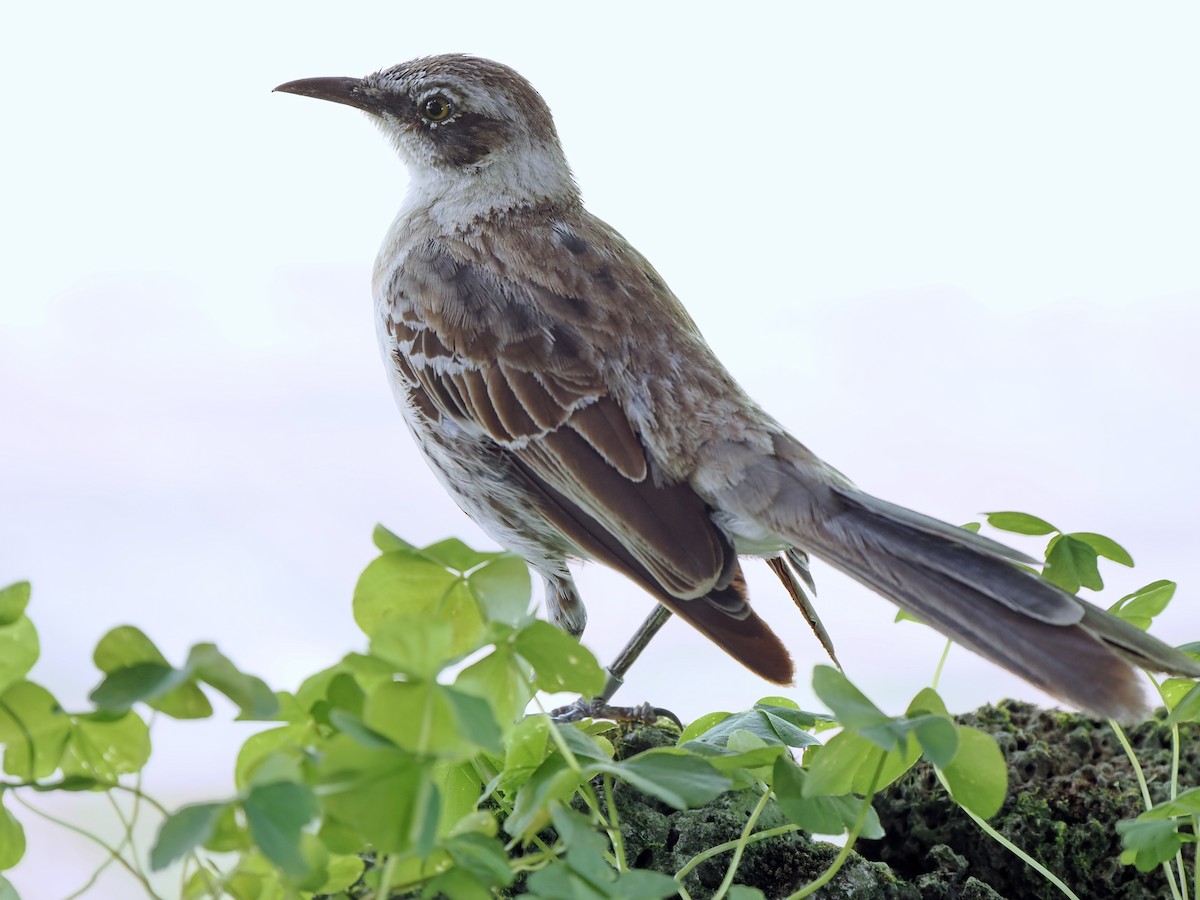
[549, 697, 682, 729]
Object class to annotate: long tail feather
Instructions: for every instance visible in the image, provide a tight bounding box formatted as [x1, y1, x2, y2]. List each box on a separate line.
[795, 486, 1200, 718]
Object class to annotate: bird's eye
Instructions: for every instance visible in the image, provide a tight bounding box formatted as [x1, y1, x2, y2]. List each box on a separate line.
[422, 96, 453, 122]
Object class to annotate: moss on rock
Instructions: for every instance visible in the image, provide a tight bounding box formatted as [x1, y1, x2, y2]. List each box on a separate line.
[860, 699, 1198, 899]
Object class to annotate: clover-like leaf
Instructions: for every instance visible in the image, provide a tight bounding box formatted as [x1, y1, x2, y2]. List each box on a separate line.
[514, 620, 605, 696]
[1042, 534, 1103, 593]
[151, 802, 227, 871]
[984, 511, 1058, 535]
[243, 782, 319, 879]
[0, 583, 31, 627]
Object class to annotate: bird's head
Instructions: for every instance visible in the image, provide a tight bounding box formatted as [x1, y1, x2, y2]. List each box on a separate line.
[276, 54, 580, 222]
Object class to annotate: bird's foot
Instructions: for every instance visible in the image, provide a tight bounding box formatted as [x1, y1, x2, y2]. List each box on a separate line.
[549, 697, 682, 729]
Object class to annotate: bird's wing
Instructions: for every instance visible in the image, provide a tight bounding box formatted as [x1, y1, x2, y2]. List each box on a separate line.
[386, 211, 737, 602]
[383, 211, 796, 683]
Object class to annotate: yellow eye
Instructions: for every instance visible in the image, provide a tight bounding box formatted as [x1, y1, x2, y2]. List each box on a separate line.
[422, 96, 453, 122]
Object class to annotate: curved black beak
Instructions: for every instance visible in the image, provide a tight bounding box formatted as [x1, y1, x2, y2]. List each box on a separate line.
[274, 77, 383, 115]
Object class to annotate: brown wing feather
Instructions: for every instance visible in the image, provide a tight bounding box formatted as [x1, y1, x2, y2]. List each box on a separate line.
[507, 453, 794, 685]
[387, 212, 795, 677]
[515, 421, 725, 598]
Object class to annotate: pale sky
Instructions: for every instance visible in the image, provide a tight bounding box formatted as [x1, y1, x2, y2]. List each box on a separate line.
[3, 2, 1199, 896]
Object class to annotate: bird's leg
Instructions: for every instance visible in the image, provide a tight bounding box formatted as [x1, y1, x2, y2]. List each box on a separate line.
[599, 602, 674, 702]
[550, 604, 680, 726]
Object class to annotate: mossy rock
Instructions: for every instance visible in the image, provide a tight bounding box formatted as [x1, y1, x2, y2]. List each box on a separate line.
[859, 699, 1199, 899]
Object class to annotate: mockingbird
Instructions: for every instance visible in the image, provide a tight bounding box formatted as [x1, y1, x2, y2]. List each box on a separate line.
[276, 54, 1199, 718]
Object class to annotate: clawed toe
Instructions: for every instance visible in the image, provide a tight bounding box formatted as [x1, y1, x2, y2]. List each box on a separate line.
[549, 697, 682, 729]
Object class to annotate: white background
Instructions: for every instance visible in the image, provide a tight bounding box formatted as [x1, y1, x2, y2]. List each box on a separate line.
[2, 2, 1198, 896]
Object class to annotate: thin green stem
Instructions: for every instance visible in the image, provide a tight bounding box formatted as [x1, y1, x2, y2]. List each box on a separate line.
[603, 774, 626, 872]
[1171, 724, 1190, 900]
[931, 639, 953, 691]
[1110, 720, 1155, 810]
[711, 785, 774, 899]
[935, 769, 1084, 900]
[1110, 719, 1184, 900]
[786, 751, 886, 900]
[10, 791, 166, 900]
[674, 824, 802, 883]
[376, 853, 399, 900]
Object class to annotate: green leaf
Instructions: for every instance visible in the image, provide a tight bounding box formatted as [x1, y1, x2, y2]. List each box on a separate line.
[683, 740, 786, 787]
[204, 804, 251, 853]
[603, 749, 730, 809]
[772, 757, 884, 839]
[317, 736, 440, 855]
[1117, 817, 1189, 872]
[0, 615, 39, 695]
[495, 715, 550, 795]
[938, 726, 1007, 818]
[442, 687, 503, 754]
[1161, 678, 1198, 714]
[372, 523, 416, 554]
[1070, 532, 1134, 567]
[235, 724, 311, 791]
[1166, 682, 1200, 726]
[61, 711, 151, 781]
[984, 511, 1059, 535]
[353, 551, 486, 653]
[444, 832, 515, 889]
[728, 888, 769, 900]
[89, 662, 187, 714]
[242, 782, 319, 879]
[364, 681, 496, 760]
[514, 620, 606, 696]
[1135, 786, 1200, 820]
[686, 706, 824, 751]
[678, 711, 731, 744]
[455, 645, 534, 727]
[0, 681, 70, 779]
[0, 795, 26, 870]
[506, 753, 582, 840]
[0, 873, 16, 900]
[186, 644, 278, 720]
[421, 867, 496, 900]
[1042, 534, 1103, 593]
[1109, 580, 1176, 631]
[150, 802, 227, 871]
[315, 853, 366, 894]
[419, 537, 497, 571]
[804, 730, 919, 797]
[370, 614, 455, 679]
[911, 715, 958, 769]
[93, 626, 211, 719]
[812, 666, 890, 731]
[468, 554, 533, 627]
[0, 583, 30, 627]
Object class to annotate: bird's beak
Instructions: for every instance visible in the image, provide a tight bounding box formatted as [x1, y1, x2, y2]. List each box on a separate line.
[274, 77, 384, 115]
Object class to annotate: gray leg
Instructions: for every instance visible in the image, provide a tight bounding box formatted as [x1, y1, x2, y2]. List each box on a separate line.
[550, 603, 680, 727]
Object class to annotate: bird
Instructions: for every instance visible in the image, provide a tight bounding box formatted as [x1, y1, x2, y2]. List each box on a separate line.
[275, 54, 1200, 719]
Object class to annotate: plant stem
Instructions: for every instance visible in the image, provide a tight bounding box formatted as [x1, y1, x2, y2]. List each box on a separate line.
[935, 769, 1084, 900]
[376, 853, 399, 900]
[711, 785, 774, 900]
[603, 774, 626, 872]
[1111, 718, 1184, 900]
[931, 639, 952, 691]
[673, 824, 802, 884]
[10, 791, 166, 900]
[786, 753, 886, 899]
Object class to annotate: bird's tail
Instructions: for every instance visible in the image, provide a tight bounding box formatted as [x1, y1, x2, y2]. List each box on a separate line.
[784, 484, 1200, 719]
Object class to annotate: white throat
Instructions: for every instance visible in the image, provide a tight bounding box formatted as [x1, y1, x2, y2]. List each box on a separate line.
[397, 137, 578, 231]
